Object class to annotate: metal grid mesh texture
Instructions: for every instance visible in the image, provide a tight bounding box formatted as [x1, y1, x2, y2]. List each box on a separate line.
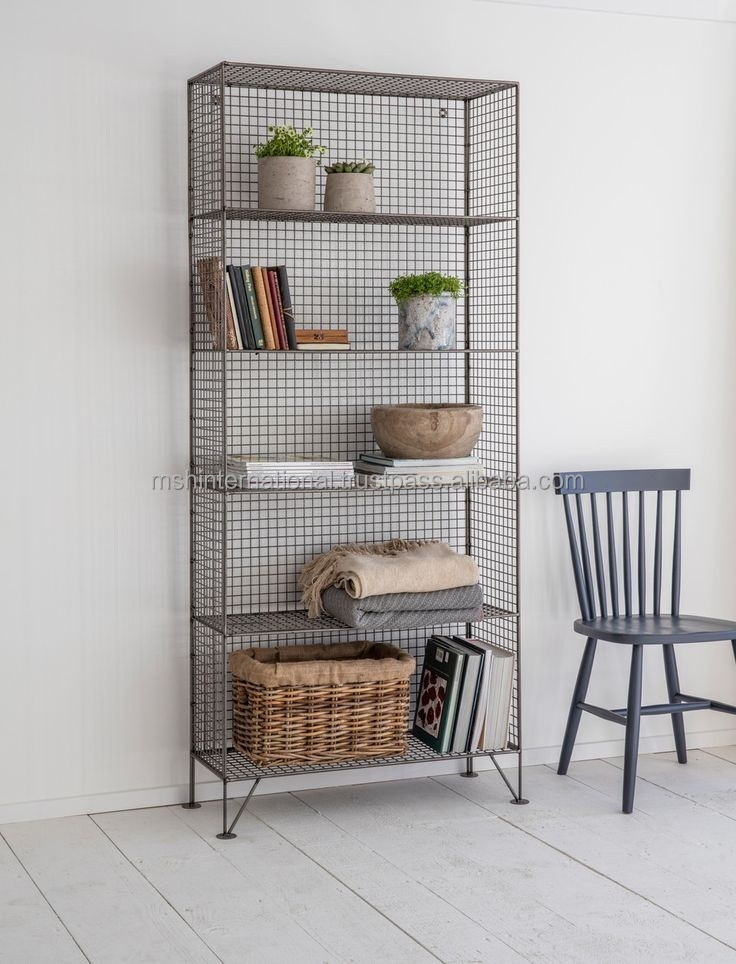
[191, 617, 519, 780]
[188, 64, 519, 781]
[189, 68, 516, 220]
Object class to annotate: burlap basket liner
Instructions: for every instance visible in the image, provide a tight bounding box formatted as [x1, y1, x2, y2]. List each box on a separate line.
[229, 642, 415, 766]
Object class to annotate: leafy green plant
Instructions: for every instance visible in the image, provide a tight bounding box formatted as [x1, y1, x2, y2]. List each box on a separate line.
[389, 272, 464, 303]
[254, 125, 326, 162]
[325, 160, 375, 174]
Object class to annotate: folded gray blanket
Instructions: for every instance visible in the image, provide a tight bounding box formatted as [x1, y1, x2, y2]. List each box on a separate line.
[321, 584, 484, 629]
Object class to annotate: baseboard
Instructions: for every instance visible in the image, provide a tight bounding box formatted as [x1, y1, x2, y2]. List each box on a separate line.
[2, 725, 736, 826]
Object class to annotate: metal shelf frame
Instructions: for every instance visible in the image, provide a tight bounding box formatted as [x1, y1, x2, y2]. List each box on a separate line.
[186, 61, 522, 838]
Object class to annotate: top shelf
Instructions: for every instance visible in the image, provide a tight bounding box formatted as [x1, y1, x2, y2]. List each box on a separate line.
[192, 208, 517, 228]
[189, 62, 517, 101]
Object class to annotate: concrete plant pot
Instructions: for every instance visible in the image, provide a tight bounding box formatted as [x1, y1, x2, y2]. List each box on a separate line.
[397, 293, 457, 350]
[258, 156, 316, 211]
[323, 172, 375, 213]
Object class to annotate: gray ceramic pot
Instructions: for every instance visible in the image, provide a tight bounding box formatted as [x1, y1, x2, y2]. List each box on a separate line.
[258, 156, 316, 211]
[397, 294, 456, 350]
[323, 172, 375, 213]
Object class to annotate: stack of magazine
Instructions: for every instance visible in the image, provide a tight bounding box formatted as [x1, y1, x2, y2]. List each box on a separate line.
[353, 453, 487, 487]
[413, 635, 514, 754]
[226, 457, 354, 488]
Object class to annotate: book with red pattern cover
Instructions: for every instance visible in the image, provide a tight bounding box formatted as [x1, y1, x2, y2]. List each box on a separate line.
[412, 636, 466, 753]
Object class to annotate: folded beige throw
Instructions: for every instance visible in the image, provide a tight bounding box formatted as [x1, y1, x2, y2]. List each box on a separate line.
[299, 539, 480, 617]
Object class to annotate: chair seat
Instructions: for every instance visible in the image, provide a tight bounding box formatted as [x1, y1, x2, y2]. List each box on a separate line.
[574, 613, 736, 644]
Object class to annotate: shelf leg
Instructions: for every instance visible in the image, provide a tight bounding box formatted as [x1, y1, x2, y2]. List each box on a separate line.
[216, 778, 261, 840]
[181, 753, 201, 809]
[489, 752, 529, 805]
[460, 755, 479, 778]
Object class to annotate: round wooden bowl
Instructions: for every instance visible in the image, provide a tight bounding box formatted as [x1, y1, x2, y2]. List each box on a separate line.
[371, 403, 483, 459]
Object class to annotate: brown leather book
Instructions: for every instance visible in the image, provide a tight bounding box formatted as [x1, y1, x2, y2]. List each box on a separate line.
[251, 267, 276, 350]
[267, 269, 289, 350]
[196, 257, 238, 350]
[296, 329, 349, 344]
[260, 266, 284, 349]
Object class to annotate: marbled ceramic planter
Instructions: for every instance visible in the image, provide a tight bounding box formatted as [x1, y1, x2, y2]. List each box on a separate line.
[398, 294, 456, 350]
[258, 156, 316, 210]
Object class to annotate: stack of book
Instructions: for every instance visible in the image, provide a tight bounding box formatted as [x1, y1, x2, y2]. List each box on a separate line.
[226, 456, 355, 488]
[353, 453, 487, 487]
[412, 635, 514, 754]
[297, 328, 350, 351]
[196, 257, 300, 351]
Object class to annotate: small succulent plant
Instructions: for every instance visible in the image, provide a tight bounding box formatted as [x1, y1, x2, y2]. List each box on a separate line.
[254, 125, 326, 161]
[325, 160, 375, 174]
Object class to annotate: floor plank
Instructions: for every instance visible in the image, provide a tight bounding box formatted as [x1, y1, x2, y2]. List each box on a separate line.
[175, 799, 435, 963]
[1, 816, 217, 964]
[439, 762, 736, 954]
[249, 790, 524, 964]
[95, 804, 424, 964]
[0, 833, 86, 964]
[606, 748, 736, 819]
[291, 774, 733, 963]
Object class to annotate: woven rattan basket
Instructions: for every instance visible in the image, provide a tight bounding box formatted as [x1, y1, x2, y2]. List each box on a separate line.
[229, 641, 415, 766]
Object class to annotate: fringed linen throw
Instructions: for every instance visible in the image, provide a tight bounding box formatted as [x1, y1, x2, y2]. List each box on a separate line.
[299, 539, 480, 617]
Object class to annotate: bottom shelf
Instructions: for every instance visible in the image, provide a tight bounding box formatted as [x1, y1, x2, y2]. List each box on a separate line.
[195, 733, 518, 783]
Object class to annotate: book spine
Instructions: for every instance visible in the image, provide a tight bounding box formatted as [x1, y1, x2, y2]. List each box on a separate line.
[232, 265, 256, 349]
[261, 267, 284, 349]
[275, 265, 297, 350]
[225, 272, 243, 350]
[252, 267, 277, 350]
[267, 269, 289, 350]
[241, 266, 265, 349]
[226, 265, 249, 349]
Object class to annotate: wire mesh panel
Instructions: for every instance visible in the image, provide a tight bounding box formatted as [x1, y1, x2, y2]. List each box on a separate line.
[188, 63, 520, 786]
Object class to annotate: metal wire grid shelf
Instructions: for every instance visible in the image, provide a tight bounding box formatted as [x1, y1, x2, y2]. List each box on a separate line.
[193, 208, 516, 227]
[195, 603, 517, 638]
[197, 735, 520, 785]
[187, 62, 521, 837]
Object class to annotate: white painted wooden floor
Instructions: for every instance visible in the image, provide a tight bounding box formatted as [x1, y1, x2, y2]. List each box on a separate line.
[3, 749, 736, 963]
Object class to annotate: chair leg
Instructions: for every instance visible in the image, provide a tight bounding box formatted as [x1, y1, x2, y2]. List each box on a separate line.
[558, 637, 597, 775]
[662, 643, 687, 764]
[622, 644, 643, 814]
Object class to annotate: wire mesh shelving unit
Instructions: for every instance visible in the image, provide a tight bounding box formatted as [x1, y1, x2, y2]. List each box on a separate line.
[186, 62, 522, 838]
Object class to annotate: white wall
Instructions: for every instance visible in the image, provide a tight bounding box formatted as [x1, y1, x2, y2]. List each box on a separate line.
[1, 0, 735, 821]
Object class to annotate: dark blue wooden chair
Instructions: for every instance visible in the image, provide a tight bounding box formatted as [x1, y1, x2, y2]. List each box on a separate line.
[554, 469, 736, 813]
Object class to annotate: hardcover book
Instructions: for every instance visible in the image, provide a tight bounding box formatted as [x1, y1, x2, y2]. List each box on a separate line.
[412, 637, 467, 753]
[458, 638, 515, 752]
[251, 267, 277, 350]
[265, 269, 288, 349]
[226, 264, 250, 349]
[225, 273, 243, 350]
[275, 265, 298, 350]
[241, 266, 266, 349]
[296, 329, 349, 344]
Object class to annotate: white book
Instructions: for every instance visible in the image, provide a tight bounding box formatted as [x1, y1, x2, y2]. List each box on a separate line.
[358, 453, 484, 469]
[463, 640, 514, 752]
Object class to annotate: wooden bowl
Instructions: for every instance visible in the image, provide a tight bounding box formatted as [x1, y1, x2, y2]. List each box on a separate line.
[371, 404, 483, 459]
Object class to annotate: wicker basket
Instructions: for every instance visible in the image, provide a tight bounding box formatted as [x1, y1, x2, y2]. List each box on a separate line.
[229, 641, 415, 766]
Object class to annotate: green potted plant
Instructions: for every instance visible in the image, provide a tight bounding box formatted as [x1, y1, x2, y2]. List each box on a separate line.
[323, 160, 376, 213]
[389, 272, 464, 350]
[254, 125, 326, 211]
